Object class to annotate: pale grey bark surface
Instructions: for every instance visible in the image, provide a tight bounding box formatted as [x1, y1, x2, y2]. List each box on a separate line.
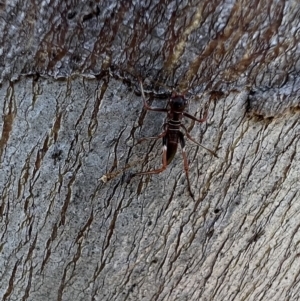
[1, 1, 300, 301]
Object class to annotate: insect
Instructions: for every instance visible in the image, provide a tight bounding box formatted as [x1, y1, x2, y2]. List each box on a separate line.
[127, 80, 218, 197]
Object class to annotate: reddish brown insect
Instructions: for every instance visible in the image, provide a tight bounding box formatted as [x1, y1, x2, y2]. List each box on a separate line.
[128, 81, 217, 197]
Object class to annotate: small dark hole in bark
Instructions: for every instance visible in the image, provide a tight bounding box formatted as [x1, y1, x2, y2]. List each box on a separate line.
[67, 11, 77, 19]
[214, 208, 220, 214]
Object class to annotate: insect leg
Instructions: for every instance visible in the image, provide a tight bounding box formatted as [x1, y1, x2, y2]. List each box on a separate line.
[137, 123, 167, 144]
[128, 136, 168, 180]
[180, 124, 218, 158]
[137, 131, 166, 144]
[139, 80, 168, 113]
[178, 132, 194, 197]
[183, 111, 207, 123]
[183, 97, 212, 123]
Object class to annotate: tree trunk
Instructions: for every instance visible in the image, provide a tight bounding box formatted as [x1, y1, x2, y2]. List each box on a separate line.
[1, 1, 300, 300]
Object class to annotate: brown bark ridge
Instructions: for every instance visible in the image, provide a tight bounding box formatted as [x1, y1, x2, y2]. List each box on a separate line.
[1, 1, 300, 300]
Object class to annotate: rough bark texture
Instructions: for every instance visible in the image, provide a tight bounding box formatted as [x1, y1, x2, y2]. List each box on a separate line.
[1, 1, 300, 301]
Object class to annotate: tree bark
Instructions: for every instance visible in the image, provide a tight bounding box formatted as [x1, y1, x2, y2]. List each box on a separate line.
[1, 1, 300, 300]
